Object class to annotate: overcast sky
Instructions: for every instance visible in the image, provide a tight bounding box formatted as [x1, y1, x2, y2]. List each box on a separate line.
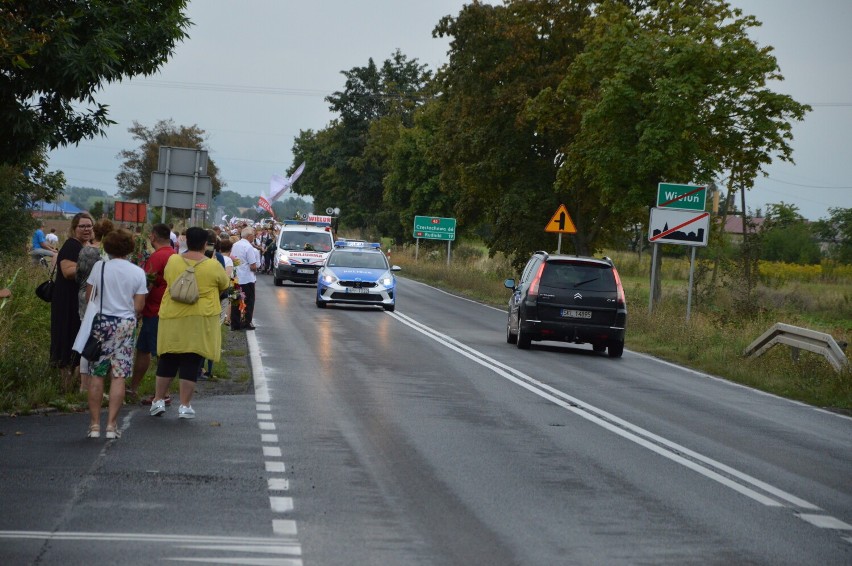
[47, 0, 851, 221]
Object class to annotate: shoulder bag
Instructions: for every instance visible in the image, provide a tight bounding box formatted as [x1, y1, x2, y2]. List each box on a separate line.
[35, 263, 56, 302]
[81, 263, 105, 361]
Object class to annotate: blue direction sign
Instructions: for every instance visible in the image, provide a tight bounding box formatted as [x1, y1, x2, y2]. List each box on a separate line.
[657, 183, 707, 211]
[413, 216, 456, 241]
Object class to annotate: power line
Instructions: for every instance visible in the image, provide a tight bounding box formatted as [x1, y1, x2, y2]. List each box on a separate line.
[765, 177, 852, 189]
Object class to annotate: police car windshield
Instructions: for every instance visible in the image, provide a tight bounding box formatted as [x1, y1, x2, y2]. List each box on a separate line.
[328, 251, 388, 270]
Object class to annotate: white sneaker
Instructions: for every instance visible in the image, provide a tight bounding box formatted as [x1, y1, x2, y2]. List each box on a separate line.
[149, 399, 166, 416]
[178, 404, 195, 419]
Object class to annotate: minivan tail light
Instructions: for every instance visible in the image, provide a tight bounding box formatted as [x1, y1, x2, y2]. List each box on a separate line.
[528, 263, 546, 297]
[612, 267, 626, 307]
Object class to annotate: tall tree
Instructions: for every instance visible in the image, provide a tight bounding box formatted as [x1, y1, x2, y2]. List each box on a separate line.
[0, 0, 190, 166]
[813, 207, 852, 264]
[115, 119, 224, 202]
[433, 0, 592, 264]
[292, 50, 431, 230]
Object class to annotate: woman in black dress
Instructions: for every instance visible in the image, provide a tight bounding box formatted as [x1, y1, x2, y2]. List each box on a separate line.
[50, 212, 94, 391]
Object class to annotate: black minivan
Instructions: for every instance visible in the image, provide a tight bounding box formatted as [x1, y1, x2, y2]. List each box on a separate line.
[504, 252, 627, 357]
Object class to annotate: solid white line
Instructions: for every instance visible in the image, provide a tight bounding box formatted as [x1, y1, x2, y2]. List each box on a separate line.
[169, 558, 302, 565]
[388, 311, 822, 511]
[248, 332, 271, 404]
[797, 514, 852, 530]
[177, 543, 301, 554]
[0, 531, 298, 544]
[404, 277, 852, 422]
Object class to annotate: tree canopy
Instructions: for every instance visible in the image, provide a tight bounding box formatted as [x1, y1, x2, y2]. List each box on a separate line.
[287, 0, 810, 265]
[0, 0, 190, 166]
[115, 119, 224, 202]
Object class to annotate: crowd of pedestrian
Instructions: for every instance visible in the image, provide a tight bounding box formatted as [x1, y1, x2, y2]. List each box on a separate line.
[32, 216, 274, 440]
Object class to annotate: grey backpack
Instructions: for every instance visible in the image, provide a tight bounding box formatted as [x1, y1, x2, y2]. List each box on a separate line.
[170, 257, 208, 304]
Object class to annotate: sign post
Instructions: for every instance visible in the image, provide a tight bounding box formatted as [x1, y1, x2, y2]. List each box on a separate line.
[544, 204, 577, 254]
[648, 185, 710, 320]
[413, 216, 456, 266]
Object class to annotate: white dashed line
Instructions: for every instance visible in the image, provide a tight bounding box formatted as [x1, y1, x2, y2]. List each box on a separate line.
[247, 331, 300, 558]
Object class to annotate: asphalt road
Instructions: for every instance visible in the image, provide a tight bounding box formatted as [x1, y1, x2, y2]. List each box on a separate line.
[1, 274, 850, 565]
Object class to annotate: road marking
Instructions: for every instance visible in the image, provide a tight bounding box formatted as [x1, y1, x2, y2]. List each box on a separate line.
[270, 497, 294, 513]
[405, 278, 852, 422]
[389, 311, 824, 513]
[263, 446, 283, 457]
[247, 331, 301, 558]
[797, 514, 852, 530]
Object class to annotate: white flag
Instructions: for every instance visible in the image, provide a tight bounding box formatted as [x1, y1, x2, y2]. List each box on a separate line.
[269, 161, 306, 203]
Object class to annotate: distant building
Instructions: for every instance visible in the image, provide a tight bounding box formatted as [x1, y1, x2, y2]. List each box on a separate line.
[31, 200, 85, 219]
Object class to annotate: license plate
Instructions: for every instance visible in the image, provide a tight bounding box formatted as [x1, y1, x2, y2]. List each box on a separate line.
[561, 309, 591, 319]
[347, 288, 368, 294]
[297, 268, 314, 274]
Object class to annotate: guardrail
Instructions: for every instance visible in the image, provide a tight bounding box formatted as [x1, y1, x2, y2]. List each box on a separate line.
[744, 323, 849, 372]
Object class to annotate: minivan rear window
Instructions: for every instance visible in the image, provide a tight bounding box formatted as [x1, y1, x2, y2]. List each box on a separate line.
[540, 261, 615, 292]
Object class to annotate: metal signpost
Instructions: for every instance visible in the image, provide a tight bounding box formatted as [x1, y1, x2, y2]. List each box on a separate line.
[413, 216, 456, 266]
[149, 147, 211, 225]
[648, 183, 709, 321]
[544, 204, 577, 253]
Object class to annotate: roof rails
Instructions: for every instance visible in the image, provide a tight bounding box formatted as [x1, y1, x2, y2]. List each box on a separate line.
[282, 219, 332, 228]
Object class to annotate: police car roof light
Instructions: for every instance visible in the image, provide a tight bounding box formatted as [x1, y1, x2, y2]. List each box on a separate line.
[334, 240, 381, 249]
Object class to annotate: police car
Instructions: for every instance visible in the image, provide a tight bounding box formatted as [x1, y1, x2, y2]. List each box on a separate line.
[316, 241, 400, 311]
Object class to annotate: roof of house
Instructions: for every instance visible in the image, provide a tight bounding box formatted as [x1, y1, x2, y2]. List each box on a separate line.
[32, 200, 84, 214]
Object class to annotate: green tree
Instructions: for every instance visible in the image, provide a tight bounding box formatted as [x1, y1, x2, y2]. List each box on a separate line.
[813, 207, 852, 264]
[0, 151, 64, 257]
[115, 119, 224, 202]
[65, 186, 111, 210]
[292, 50, 432, 231]
[758, 202, 820, 265]
[433, 0, 594, 264]
[0, 0, 190, 166]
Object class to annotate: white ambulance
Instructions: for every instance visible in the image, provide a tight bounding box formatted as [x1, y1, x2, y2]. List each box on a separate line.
[273, 217, 335, 285]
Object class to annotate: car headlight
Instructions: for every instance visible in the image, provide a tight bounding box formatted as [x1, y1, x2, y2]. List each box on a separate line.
[321, 272, 338, 285]
[379, 272, 394, 287]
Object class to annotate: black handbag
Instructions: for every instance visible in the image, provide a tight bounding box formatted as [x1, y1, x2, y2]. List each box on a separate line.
[81, 263, 105, 361]
[35, 264, 56, 302]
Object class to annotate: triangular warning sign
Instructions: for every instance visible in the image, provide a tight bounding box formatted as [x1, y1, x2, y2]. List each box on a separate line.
[544, 204, 577, 233]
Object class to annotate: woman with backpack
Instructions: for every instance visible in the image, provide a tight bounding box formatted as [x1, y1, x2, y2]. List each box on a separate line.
[148, 227, 229, 420]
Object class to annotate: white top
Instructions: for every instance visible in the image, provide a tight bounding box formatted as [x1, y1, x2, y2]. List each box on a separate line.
[222, 255, 234, 277]
[86, 259, 148, 319]
[45, 233, 59, 244]
[231, 238, 259, 284]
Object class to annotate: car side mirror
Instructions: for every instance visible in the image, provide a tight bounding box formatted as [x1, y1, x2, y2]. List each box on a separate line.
[504, 278, 516, 290]
[391, 265, 401, 272]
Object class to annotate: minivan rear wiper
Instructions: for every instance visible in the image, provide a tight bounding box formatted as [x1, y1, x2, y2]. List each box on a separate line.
[573, 278, 599, 287]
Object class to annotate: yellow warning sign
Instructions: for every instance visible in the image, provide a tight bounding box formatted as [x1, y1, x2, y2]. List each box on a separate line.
[544, 204, 577, 233]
